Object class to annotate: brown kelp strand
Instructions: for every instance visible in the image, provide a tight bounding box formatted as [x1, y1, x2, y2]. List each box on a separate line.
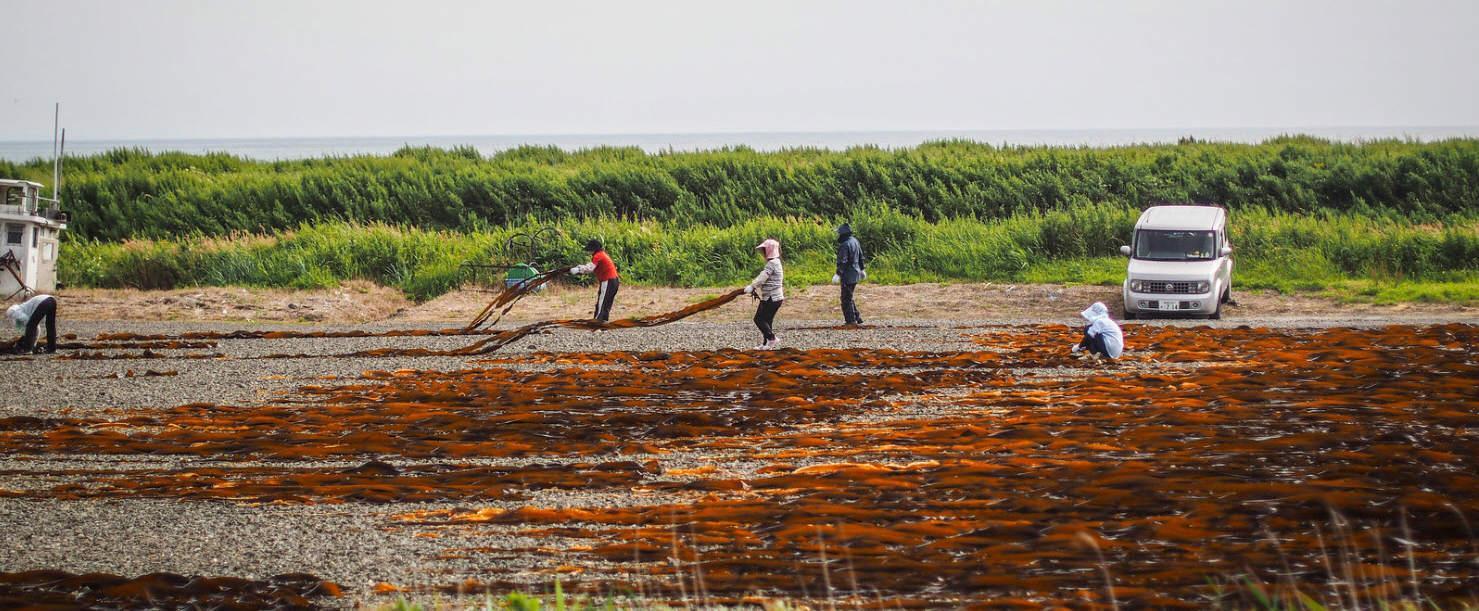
[5, 324, 1479, 608]
[58, 289, 746, 361]
[452, 288, 748, 355]
[52, 340, 218, 351]
[93, 340, 217, 350]
[92, 328, 490, 342]
[55, 351, 223, 361]
[249, 289, 751, 359]
[465, 265, 575, 331]
[0, 570, 341, 611]
[91, 369, 177, 379]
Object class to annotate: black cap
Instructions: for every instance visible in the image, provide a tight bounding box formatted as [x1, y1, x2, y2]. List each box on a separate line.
[583, 239, 603, 253]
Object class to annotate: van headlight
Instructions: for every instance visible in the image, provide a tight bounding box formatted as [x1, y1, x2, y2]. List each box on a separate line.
[1129, 279, 1144, 292]
[1196, 281, 1210, 293]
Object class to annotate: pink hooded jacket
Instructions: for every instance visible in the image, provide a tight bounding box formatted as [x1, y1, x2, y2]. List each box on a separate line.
[755, 238, 780, 260]
[745, 239, 784, 301]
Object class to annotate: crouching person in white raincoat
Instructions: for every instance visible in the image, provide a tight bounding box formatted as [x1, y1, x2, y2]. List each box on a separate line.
[7, 294, 57, 354]
[1071, 302, 1123, 359]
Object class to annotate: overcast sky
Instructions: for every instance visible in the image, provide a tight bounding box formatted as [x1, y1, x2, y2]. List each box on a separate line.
[3, 0, 1477, 141]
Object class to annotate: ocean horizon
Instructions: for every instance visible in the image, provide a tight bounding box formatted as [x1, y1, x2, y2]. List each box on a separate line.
[3, 126, 1476, 163]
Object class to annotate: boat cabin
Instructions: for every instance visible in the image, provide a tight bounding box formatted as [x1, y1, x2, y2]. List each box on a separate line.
[1, 179, 68, 298]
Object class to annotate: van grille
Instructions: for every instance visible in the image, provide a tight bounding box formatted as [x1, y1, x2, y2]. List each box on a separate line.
[1143, 281, 1198, 294]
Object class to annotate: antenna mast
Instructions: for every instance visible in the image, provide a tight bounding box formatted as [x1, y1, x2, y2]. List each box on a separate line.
[58, 129, 66, 207]
[51, 103, 60, 201]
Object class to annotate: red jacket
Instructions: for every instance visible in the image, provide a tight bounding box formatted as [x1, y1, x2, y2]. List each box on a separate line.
[591, 250, 619, 282]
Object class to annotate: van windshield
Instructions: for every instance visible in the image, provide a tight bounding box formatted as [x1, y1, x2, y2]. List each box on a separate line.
[1134, 230, 1217, 261]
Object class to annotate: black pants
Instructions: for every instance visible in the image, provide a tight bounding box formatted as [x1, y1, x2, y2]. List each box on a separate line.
[1078, 326, 1109, 357]
[21, 296, 57, 353]
[754, 298, 783, 342]
[594, 278, 620, 321]
[840, 283, 863, 325]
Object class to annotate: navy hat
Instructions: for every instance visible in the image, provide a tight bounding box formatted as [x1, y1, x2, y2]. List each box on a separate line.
[583, 239, 603, 253]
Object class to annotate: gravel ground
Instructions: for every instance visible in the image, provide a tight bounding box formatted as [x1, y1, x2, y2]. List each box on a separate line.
[2, 311, 1475, 606]
[7, 312, 1463, 419]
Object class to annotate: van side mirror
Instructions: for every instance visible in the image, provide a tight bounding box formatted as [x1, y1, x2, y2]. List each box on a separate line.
[1119, 245, 1132, 256]
[1220, 246, 1233, 256]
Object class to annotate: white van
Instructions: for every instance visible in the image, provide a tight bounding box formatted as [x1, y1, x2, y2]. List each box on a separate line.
[1118, 205, 1233, 319]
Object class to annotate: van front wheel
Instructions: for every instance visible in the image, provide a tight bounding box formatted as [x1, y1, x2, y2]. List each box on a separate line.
[1122, 310, 1136, 320]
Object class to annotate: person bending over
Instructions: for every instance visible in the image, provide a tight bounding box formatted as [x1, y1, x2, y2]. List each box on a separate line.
[7, 294, 57, 354]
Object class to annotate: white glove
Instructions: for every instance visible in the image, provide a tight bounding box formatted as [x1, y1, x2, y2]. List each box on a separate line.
[743, 285, 754, 295]
[1070, 344, 1081, 354]
[860, 270, 867, 281]
[831, 274, 840, 284]
[570, 262, 595, 275]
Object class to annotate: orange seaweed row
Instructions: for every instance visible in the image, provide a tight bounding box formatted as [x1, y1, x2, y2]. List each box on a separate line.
[3, 324, 1477, 609]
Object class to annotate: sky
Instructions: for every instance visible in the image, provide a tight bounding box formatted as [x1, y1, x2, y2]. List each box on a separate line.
[3, 0, 1477, 141]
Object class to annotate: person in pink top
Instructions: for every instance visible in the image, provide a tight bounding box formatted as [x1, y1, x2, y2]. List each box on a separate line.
[743, 238, 784, 350]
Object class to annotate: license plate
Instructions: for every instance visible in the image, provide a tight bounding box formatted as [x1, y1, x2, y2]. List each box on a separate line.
[1158, 300, 1181, 310]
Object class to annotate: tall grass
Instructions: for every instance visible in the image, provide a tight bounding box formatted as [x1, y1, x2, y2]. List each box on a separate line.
[57, 206, 1479, 301]
[4, 136, 1478, 242]
[369, 513, 1474, 611]
[13, 136, 1475, 300]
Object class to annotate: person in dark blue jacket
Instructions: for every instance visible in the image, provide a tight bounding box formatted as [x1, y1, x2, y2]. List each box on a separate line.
[831, 222, 867, 326]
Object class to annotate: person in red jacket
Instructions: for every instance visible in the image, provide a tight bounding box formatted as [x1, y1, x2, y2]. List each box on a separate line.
[570, 239, 620, 321]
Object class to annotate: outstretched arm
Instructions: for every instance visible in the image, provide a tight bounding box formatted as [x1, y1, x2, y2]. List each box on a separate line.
[745, 265, 773, 295]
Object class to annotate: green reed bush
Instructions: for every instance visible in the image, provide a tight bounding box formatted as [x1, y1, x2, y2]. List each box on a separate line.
[1230, 208, 1479, 283]
[13, 136, 1479, 243]
[1350, 276, 1479, 303]
[54, 203, 1479, 302]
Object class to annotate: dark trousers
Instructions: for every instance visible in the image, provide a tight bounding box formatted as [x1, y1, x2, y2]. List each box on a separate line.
[754, 298, 783, 342]
[594, 278, 620, 321]
[1078, 326, 1109, 357]
[21, 296, 57, 353]
[840, 282, 863, 324]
